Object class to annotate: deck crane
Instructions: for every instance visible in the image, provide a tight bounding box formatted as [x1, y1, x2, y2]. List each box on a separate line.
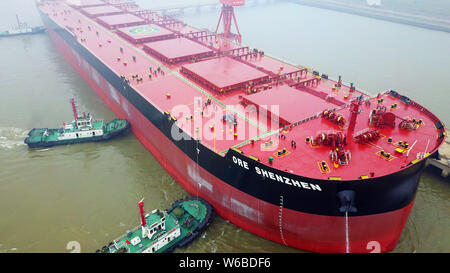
[215, 0, 244, 44]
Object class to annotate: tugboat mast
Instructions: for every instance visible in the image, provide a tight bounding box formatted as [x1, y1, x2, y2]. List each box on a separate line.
[16, 14, 21, 29]
[70, 98, 79, 128]
[138, 198, 146, 227]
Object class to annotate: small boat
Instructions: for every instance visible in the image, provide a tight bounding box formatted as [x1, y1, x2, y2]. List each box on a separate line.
[24, 98, 129, 148]
[99, 197, 213, 253]
[0, 14, 46, 38]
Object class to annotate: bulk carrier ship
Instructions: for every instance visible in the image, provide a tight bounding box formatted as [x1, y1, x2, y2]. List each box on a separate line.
[35, 0, 446, 252]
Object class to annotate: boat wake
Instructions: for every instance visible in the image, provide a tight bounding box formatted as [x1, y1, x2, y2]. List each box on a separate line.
[0, 127, 28, 150]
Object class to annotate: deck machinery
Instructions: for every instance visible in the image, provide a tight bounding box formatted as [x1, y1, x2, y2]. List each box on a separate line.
[36, 0, 446, 252]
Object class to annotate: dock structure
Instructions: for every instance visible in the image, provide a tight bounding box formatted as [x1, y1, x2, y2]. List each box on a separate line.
[428, 131, 450, 178]
[428, 159, 449, 178]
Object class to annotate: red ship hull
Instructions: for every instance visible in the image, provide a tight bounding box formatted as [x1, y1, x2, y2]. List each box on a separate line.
[42, 17, 418, 253]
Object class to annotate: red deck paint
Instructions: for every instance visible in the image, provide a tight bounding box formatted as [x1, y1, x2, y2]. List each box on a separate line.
[81, 5, 124, 18]
[246, 55, 300, 75]
[143, 37, 215, 64]
[167, 24, 200, 35]
[68, 0, 105, 9]
[181, 56, 270, 92]
[97, 13, 146, 29]
[242, 85, 334, 125]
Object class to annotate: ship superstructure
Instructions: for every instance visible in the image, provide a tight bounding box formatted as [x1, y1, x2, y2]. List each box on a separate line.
[101, 197, 212, 253]
[0, 14, 45, 37]
[36, 0, 446, 252]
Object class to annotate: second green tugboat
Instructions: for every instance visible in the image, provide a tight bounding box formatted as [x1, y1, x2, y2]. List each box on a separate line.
[24, 98, 129, 148]
[99, 197, 213, 253]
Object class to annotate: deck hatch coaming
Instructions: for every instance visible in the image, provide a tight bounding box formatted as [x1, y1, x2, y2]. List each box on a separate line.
[97, 13, 147, 29]
[81, 5, 124, 17]
[143, 37, 215, 64]
[242, 85, 335, 125]
[181, 56, 270, 93]
[117, 24, 175, 44]
[68, 0, 106, 9]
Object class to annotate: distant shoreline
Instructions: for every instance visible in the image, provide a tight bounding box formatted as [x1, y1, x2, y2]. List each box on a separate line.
[284, 0, 450, 33]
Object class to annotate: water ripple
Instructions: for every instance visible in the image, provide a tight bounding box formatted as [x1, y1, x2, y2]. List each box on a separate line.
[0, 127, 28, 150]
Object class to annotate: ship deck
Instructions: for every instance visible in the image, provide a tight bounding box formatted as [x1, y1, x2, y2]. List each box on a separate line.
[181, 56, 270, 92]
[239, 93, 443, 179]
[81, 5, 124, 17]
[242, 85, 335, 126]
[143, 37, 215, 64]
[68, 0, 105, 9]
[40, 0, 446, 181]
[117, 24, 174, 43]
[97, 13, 147, 29]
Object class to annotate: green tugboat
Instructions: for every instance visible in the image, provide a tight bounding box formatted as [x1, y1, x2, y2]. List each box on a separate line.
[99, 197, 213, 253]
[24, 98, 129, 148]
